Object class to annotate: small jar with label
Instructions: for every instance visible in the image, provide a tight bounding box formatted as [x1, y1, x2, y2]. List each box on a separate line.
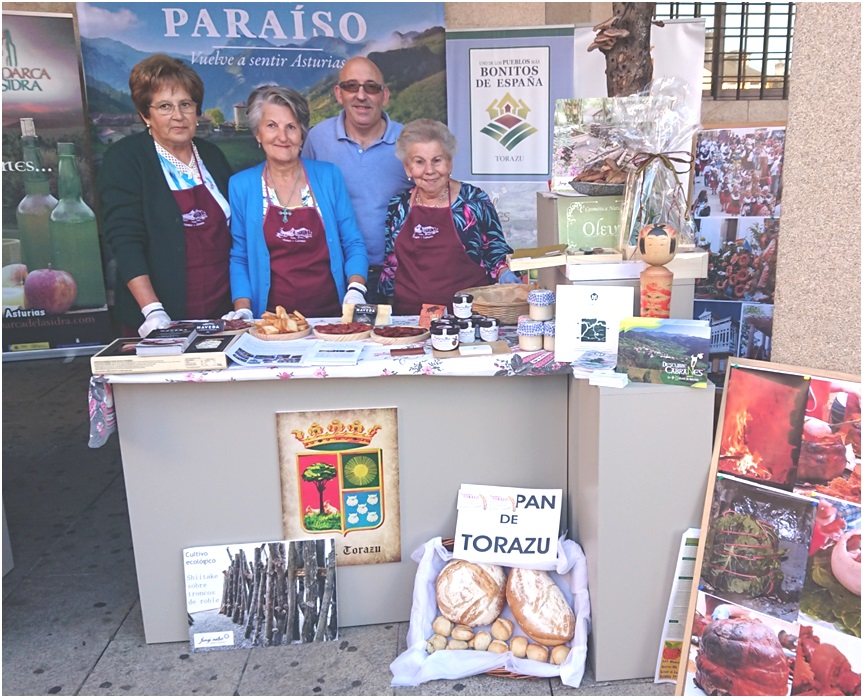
[542, 320, 556, 352]
[452, 293, 473, 319]
[457, 319, 475, 344]
[528, 289, 556, 321]
[517, 318, 544, 351]
[478, 317, 499, 342]
[431, 324, 459, 351]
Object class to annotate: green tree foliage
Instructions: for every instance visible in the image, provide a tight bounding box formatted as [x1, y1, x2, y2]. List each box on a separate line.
[205, 107, 226, 128]
[302, 462, 337, 514]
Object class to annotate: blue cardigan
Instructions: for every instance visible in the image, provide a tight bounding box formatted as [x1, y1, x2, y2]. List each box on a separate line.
[228, 158, 368, 317]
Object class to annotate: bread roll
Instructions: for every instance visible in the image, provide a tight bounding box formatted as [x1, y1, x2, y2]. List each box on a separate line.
[446, 639, 469, 650]
[511, 635, 528, 658]
[451, 624, 474, 641]
[488, 640, 509, 654]
[436, 560, 506, 626]
[491, 617, 513, 641]
[550, 645, 570, 665]
[506, 567, 575, 646]
[426, 634, 447, 654]
[470, 630, 492, 651]
[526, 644, 549, 662]
[432, 615, 453, 637]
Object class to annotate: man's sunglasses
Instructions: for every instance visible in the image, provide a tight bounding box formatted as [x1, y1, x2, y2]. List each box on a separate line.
[338, 80, 385, 94]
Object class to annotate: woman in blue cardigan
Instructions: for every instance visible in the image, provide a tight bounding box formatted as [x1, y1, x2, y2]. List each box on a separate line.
[225, 85, 368, 320]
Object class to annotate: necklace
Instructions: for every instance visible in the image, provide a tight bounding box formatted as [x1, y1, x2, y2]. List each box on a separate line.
[416, 181, 449, 207]
[267, 164, 303, 222]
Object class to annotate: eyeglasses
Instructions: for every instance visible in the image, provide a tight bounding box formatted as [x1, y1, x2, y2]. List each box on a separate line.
[149, 100, 197, 116]
[337, 80, 384, 94]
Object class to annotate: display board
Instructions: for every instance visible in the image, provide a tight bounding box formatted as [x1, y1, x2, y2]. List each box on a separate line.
[676, 358, 861, 696]
[2, 10, 112, 356]
[691, 125, 786, 388]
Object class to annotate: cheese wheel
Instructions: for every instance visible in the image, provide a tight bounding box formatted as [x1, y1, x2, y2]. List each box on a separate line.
[506, 567, 575, 646]
[435, 560, 506, 626]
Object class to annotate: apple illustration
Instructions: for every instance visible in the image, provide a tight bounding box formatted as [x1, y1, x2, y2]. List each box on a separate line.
[24, 266, 77, 314]
[2, 263, 28, 310]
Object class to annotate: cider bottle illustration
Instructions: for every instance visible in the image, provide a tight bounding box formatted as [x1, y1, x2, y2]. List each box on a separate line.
[49, 142, 107, 309]
[15, 118, 58, 271]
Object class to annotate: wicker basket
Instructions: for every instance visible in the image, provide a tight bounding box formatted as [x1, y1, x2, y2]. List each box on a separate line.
[457, 284, 539, 326]
[439, 537, 536, 681]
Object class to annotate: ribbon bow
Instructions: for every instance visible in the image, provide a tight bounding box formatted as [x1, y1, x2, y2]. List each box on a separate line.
[629, 150, 694, 176]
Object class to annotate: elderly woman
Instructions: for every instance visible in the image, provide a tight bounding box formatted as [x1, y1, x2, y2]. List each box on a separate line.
[226, 86, 368, 319]
[98, 54, 233, 336]
[378, 119, 519, 315]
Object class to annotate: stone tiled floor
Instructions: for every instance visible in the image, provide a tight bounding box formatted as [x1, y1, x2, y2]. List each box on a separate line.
[2, 356, 674, 696]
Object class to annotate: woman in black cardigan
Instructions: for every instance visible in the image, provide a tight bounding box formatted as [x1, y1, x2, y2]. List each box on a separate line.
[98, 54, 233, 336]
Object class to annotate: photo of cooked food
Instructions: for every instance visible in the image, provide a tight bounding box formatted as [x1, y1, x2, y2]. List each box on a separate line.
[701, 475, 816, 622]
[791, 624, 861, 696]
[798, 496, 861, 639]
[683, 592, 795, 696]
[718, 365, 809, 488]
[794, 378, 861, 506]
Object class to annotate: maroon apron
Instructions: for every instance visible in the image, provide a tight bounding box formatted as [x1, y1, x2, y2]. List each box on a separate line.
[171, 156, 231, 319]
[393, 187, 490, 315]
[264, 172, 340, 317]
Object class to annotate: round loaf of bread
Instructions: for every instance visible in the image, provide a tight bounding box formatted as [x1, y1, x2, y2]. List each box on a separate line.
[506, 567, 575, 646]
[436, 560, 506, 626]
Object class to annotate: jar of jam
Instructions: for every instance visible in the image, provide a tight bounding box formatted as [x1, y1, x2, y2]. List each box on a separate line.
[478, 317, 499, 342]
[517, 318, 544, 351]
[457, 319, 475, 344]
[528, 289, 556, 321]
[452, 293, 473, 319]
[542, 320, 556, 352]
[431, 324, 459, 351]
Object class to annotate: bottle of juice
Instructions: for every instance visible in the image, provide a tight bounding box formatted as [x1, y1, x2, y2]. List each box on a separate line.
[15, 118, 58, 271]
[49, 142, 107, 309]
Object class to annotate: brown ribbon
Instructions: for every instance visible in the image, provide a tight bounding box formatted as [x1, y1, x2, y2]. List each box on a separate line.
[629, 150, 694, 176]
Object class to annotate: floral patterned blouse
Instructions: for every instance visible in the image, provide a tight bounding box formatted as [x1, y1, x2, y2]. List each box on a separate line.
[378, 182, 512, 298]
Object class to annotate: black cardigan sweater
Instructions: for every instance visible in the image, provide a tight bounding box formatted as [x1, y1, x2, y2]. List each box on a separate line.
[97, 130, 233, 328]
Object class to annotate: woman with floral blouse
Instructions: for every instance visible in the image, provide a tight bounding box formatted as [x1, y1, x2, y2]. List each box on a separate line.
[377, 119, 520, 315]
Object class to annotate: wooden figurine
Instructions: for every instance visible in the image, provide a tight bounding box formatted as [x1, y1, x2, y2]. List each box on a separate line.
[638, 223, 677, 318]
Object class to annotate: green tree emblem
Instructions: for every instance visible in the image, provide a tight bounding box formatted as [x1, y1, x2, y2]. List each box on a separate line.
[302, 462, 337, 515]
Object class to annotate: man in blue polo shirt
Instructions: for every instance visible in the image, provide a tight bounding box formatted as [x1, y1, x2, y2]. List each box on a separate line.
[304, 56, 410, 304]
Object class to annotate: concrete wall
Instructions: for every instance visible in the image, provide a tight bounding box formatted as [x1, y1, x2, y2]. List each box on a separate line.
[6, 1, 855, 375]
[770, 2, 861, 374]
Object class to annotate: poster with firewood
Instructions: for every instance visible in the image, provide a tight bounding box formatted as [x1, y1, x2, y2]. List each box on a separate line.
[276, 408, 401, 567]
[676, 358, 861, 697]
[183, 538, 337, 652]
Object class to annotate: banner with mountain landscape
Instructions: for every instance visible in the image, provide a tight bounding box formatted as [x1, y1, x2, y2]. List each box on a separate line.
[76, 2, 445, 172]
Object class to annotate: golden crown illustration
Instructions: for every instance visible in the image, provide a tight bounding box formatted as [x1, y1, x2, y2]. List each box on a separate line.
[292, 419, 381, 449]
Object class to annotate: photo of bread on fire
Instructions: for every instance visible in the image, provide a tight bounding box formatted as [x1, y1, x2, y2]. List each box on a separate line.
[717, 366, 810, 488]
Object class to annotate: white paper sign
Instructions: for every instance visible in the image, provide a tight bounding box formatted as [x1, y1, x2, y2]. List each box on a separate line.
[453, 484, 562, 567]
[469, 46, 550, 175]
[554, 284, 634, 361]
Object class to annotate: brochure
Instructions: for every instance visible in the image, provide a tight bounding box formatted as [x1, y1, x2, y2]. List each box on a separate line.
[225, 332, 317, 367]
[304, 341, 365, 366]
[554, 285, 634, 362]
[616, 318, 711, 388]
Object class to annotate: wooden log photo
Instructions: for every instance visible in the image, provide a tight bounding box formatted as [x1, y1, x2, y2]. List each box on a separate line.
[183, 538, 338, 652]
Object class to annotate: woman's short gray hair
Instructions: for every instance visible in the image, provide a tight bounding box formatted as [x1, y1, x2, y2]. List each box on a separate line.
[396, 119, 457, 163]
[245, 84, 310, 143]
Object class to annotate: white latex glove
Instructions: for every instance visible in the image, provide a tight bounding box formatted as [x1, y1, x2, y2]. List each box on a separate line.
[222, 308, 254, 321]
[138, 301, 171, 337]
[499, 270, 521, 285]
[343, 282, 367, 306]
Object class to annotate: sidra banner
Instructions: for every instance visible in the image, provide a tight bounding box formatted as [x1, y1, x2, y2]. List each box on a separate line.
[2, 11, 113, 355]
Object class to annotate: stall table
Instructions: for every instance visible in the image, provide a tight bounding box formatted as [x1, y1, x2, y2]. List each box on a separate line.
[92, 327, 714, 681]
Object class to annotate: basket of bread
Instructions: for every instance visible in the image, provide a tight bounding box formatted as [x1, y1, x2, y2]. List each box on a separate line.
[457, 284, 539, 326]
[390, 536, 590, 688]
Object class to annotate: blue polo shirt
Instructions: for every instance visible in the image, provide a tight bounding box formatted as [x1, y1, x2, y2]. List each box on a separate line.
[303, 111, 410, 266]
